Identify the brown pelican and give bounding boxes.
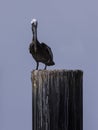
[29,19,55,70]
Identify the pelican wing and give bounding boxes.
[41,42,53,59]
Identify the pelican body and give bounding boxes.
[29,19,55,70]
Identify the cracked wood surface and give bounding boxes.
[31,70,83,130]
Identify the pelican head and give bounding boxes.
[31,18,38,27]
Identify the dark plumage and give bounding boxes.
[29,19,55,70]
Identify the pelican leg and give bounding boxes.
[44,65,47,70]
[36,62,39,70]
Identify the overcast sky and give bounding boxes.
[0,0,98,130]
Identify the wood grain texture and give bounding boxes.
[31,70,83,130]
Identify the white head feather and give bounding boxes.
[31,18,37,25]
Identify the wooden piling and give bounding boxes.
[31,70,83,130]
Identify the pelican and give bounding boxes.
[29,19,55,70]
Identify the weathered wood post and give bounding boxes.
[31,70,83,130]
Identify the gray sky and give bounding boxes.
[0,0,98,130]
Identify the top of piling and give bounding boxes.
[31,69,83,79]
[31,69,83,74]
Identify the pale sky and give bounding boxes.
[0,0,98,130]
